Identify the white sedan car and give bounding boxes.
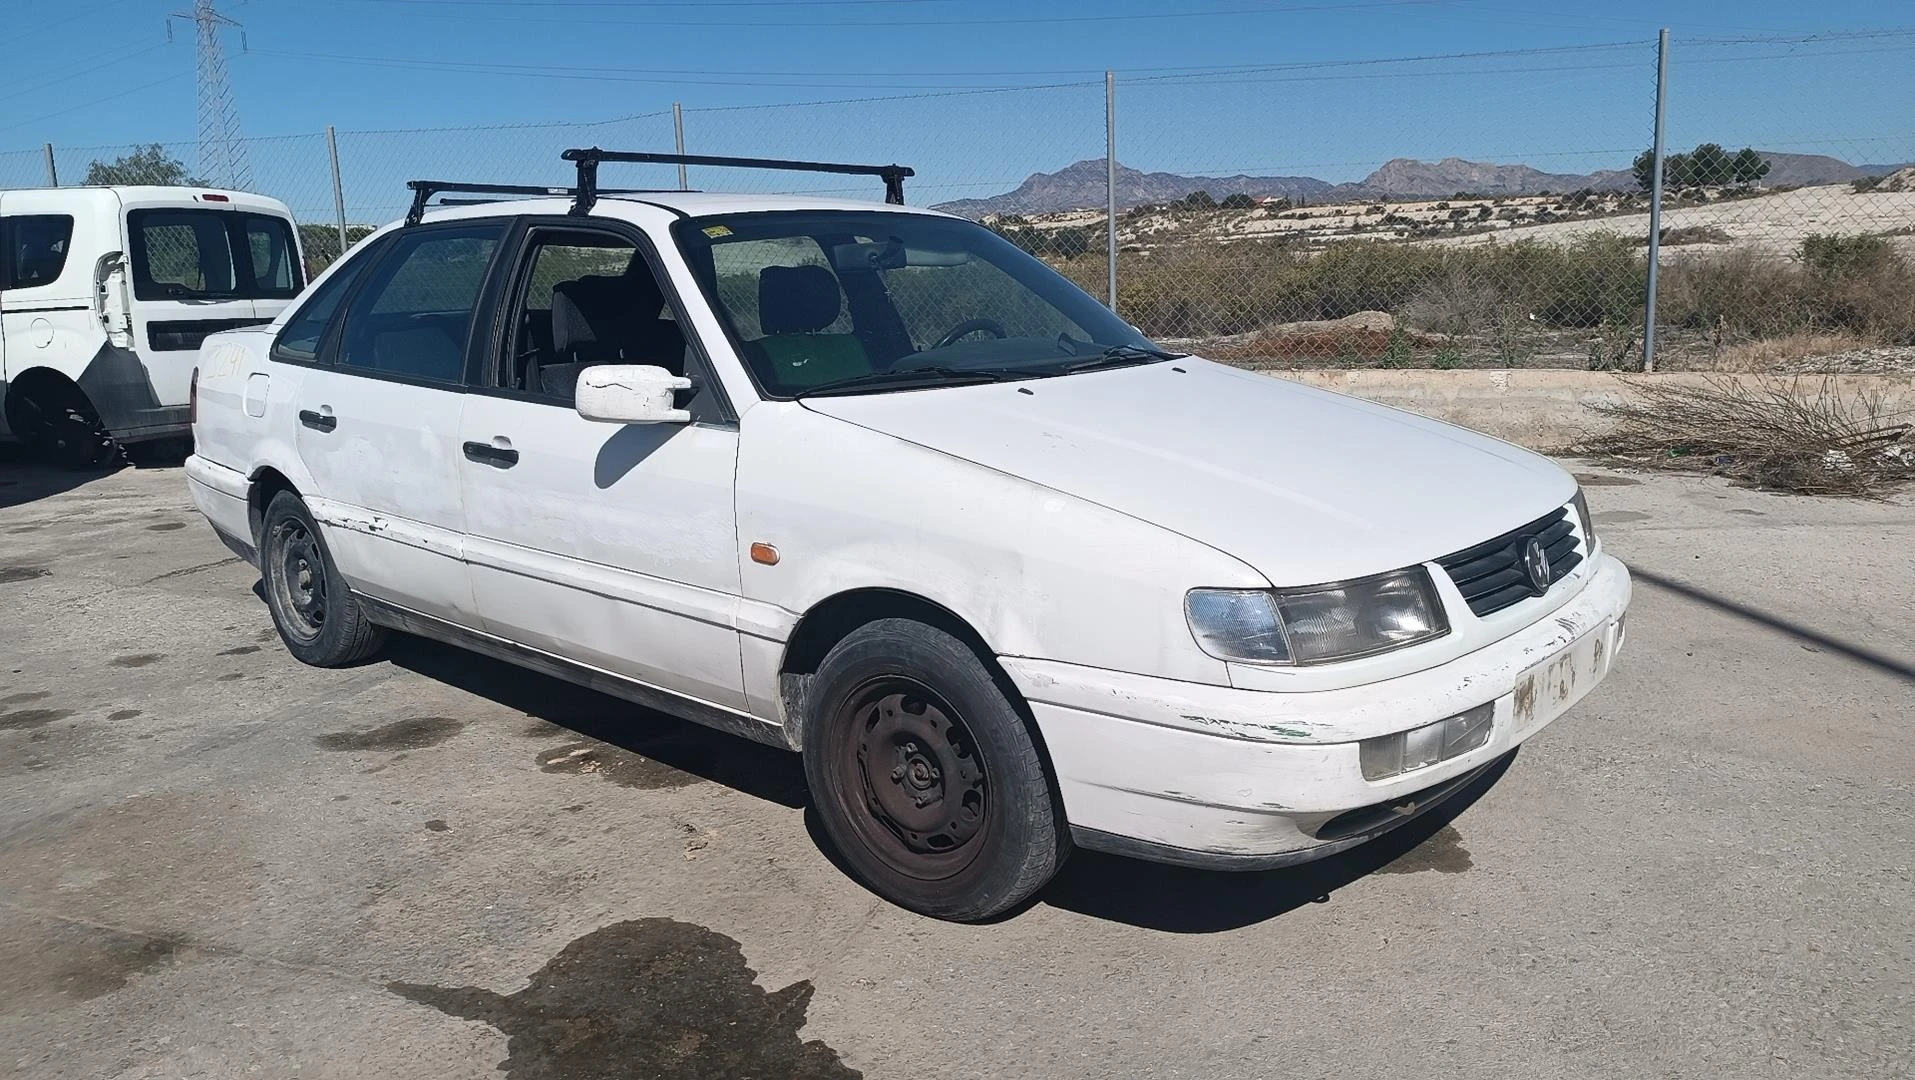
[186,157,1629,920]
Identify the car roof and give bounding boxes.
[413,191,961,227]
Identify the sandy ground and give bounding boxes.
[3,453,1912,1079]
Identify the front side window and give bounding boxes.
[675,211,1164,398]
[335,223,503,383]
[0,214,76,290]
[128,209,304,301]
[503,231,684,403]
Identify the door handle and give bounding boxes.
[462,441,520,467]
[298,409,337,432]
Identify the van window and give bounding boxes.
[0,214,76,290]
[127,209,303,301]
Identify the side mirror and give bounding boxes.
[575,365,693,425]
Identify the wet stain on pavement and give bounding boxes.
[2,690,52,705]
[1573,473,1640,487]
[0,565,50,584]
[315,716,465,752]
[107,709,142,721]
[1,708,74,731]
[537,741,702,789]
[0,922,193,1015]
[1377,825,1473,874]
[1730,508,1766,516]
[518,720,569,739]
[145,522,186,532]
[216,673,244,682]
[424,819,450,832]
[217,645,262,656]
[110,654,166,668]
[389,918,858,1079]
[1594,510,1651,524]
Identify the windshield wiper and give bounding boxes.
[793,366,1014,398]
[1057,344,1186,373]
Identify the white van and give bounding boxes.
[0,186,304,466]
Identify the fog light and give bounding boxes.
[1359,703,1495,781]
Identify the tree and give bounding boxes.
[1730,147,1771,186]
[1688,143,1731,187]
[1219,192,1257,210]
[83,144,205,187]
[1176,189,1216,211]
[297,223,378,275]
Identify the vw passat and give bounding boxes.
[185,152,1630,921]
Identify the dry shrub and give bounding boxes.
[1706,332,1873,372]
[1657,248,1809,339]
[1576,376,1914,496]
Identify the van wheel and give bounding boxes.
[259,491,385,667]
[8,390,117,470]
[803,619,1067,921]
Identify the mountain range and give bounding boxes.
[932,152,1909,217]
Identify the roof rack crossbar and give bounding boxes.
[560,148,914,216]
[403,180,686,225]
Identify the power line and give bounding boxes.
[0,72,191,135]
[0,39,174,107]
[259,0,1456,30]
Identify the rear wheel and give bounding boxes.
[6,386,117,469]
[803,619,1066,921]
[259,491,385,666]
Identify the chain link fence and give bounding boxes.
[6,32,1911,374]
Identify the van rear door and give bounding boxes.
[122,196,302,409]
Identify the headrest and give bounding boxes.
[550,274,662,354]
[758,264,843,335]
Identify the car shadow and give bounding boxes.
[379,633,809,808]
[1032,752,1514,933]
[0,444,122,510]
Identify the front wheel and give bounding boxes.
[803,619,1067,921]
[259,491,385,667]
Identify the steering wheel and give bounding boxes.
[930,317,1008,350]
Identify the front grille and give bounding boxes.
[1435,506,1583,617]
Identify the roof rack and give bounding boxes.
[560,148,914,215]
[403,180,685,226]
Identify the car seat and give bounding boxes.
[539,267,686,399]
[751,264,869,389]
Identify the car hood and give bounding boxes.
[800,359,1576,586]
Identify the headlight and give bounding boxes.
[1571,488,1596,544]
[1185,567,1450,666]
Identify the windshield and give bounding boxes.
[673,211,1172,398]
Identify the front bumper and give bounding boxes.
[1003,553,1631,867]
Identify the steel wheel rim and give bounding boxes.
[271,518,328,642]
[831,676,990,882]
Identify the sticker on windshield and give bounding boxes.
[702,224,733,238]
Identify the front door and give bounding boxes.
[291,220,506,623]
[457,221,747,711]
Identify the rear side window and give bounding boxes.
[128,209,304,301]
[335,223,503,383]
[0,214,76,290]
[274,239,384,362]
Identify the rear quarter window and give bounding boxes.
[0,214,76,290]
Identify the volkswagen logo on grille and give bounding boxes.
[1522,536,1554,595]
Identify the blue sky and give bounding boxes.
[4,0,1912,220]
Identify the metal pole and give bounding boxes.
[326,125,348,257]
[673,102,688,190]
[43,143,57,186]
[1105,70,1118,312]
[1642,28,1670,373]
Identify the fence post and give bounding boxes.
[1642,28,1670,373]
[673,102,688,190]
[43,143,57,187]
[1105,70,1118,312]
[326,125,348,257]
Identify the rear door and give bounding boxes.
[123,202,301,407]
[289,219,506,624]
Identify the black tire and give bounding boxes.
[258,491,385,667]
[803,618,1067,921]
[8,390,117,470]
